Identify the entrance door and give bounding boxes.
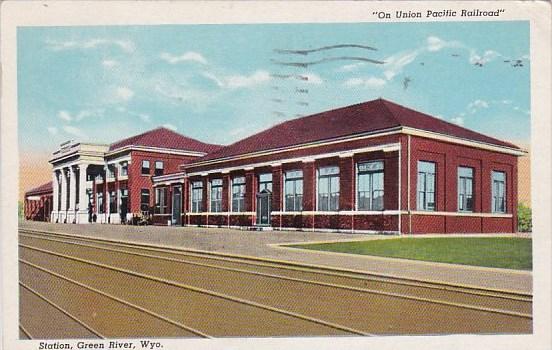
[172,186,182,225]
[256,190,271,226]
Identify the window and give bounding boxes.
[107,166,115,179]
[210,179,223,212]
[141,160,150,175]
[258,173,272,192]
[492,171,506,213]
[191,181,203,213]
[109,190,117,213]
[140,189,150,213]
[317,166,340,211]
[357,161,384,211]
[155,187,168,214]
[417,161,436,211]
[120,162,128,176]
[232,176,246,212]
[458,167,474,212]
[97,192,104,214]
[155,161,164,176]
[285,170,303,211]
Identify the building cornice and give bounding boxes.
[106,145,207,158]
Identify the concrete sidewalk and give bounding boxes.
[18,221,532,294]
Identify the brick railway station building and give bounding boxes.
[24,99,525,234]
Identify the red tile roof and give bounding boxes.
[25,181,53,196]
[195,98,520,162]
[109,127,222,153]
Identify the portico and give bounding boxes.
[50,141,108,224]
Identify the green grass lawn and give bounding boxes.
[288,237,532,270]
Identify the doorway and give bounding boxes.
[172,186,182,226]
[256,189,272,226]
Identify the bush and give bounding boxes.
[518,203,532,232]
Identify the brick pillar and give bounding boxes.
[302,161,315,211]
[245,169,255,212]
[222,175,230,212]
[271,165,282,212]
[339,156,354,211]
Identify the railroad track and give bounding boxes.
[18,228,533,337]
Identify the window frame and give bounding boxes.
[109,190,117,213]
[417,161,436,211]
[141,160,150,175]
[284,170,303,212]
[154,161,164,176]
[356,161,385,211]
[140,189,150,213]
[120,161,129,177]
[155,187,168,214]
[210,179,223,213]
[231,176,246,212]
[317,166,340,212]
[491,170,507,213]
[258,173,273,193]
[190,181,203,213]
[457,166,474,212]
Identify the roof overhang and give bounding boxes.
[106,145,207,158]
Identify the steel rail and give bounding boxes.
[19,244,372,336]
[19,231,533,318]
[20,259,211,338]
[19,282,105,338]
[19,229,532,301]
[19,324,32,339]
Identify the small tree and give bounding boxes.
[517,202,532,232]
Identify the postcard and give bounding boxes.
[1,1,551,350]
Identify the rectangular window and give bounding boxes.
[141,160,150,175]
[107,166,115,179]
[492,171,506,213]
[357,161,384,211]
[120,162,128,176]
[210,179,223,212]
[317,166,340,211]
[97,192,104,214]
[155,161,164,176]
[140,189,150,213]
[458,167,474,212]
[109,190,117,213]
[417,161,436,211]
[285,170,303,211]
[191,181,203,213]
[258,173,273,192]
[155,187,168,214]
[231,176,246,212]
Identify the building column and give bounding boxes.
[60,168,67,212]
[52,171,59,219]
[69,166,77,211]
[78,163,89,223]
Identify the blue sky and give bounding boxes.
[18,21,530,153]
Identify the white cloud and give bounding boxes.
[162,123,177,131]
[46,38,135,53]
[160,52,207,65]
[426,36,462,52]
[116,86,134,101]
[62,125,86,139]
[469,49,500,65]
[338,62,365,72]
[383,49,421,81]
[47,127,58,135]
[450,117,464,126]
[102,59,119,68]
[467,99,489,114]
[58,110,72,122]
[203,70,271,89]
[344,77,387,88]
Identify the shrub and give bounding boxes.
[517,203,532,232]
